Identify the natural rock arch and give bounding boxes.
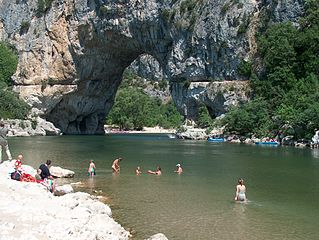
[0,0,304,134]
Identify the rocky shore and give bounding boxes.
[0,161,167,240]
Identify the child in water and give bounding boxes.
[135,166,142,175]
[235,178,247,202]
[88,160,96,176]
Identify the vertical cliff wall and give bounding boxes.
[0,0,304,134]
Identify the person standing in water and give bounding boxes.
[135,166,142,175]
[235,178,247,202]
[0,122,12,162]
[174,163,183,174]
[112,157,122,173]
[88,159,96,176]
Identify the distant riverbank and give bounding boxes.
[105,125,176,134]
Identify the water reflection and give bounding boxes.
[311,149,319,159]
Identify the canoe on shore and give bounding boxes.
[207,137,225,142]
[255,141,280,145]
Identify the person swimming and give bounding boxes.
[147,166,162,175]
[235,178,247,202]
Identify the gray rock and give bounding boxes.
[176,127,208,140]
[54,184,74,196]
[3,119,60,137]
[50,166,75,178]
[146,233,169,240]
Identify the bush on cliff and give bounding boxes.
[0,88,30,119]
[0,42,18,86]
[0,42,30,119]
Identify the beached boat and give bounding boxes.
[167,134,176,139]
[207,137,225,142]
[255,141,280,145]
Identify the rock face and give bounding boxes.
[0,0,304,134]
[4,118,61,136]
[171,80,250,120]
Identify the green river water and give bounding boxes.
[9,134,319,240]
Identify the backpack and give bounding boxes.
[11,170,22,181]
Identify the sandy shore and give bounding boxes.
[105,126,176,134]
[0,161,167,240]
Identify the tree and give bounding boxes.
[0,42,18,86]
[197,104,212,128]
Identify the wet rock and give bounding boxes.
[50,166,75,178]
[54,184,74,196]
[146,233,169,240]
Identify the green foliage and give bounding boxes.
[238,60,252,78]
[107,88,183,130]
[237,13,250,35]
[158,79,168,91]
[0,41,30,119]
[162,9,171,23]
[0,42,18,86]
[221,2,231,15]
[180,0,197,15]
[100,5,109,16]
[197,105,213,128]
[183,79,191,89]
[222,99,272,137]
[31,119,37,130]
[258,23,297,72]
[0,89,30,119]
[107,71,183,130]
[20,21,30,35]
[223,1,319,139]
[36,0,54,16]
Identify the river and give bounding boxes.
[9,134,319,240]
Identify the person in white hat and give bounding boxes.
[174,163,183,174]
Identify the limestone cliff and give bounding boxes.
[0,0,304,134]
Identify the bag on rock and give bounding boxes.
[11,170,22,181]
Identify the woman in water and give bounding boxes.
[235,178,247,202]
[88,160,96,176]
[174,163,183,174]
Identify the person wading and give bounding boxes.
[0,122,12,162]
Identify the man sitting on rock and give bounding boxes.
[39,160,55,192]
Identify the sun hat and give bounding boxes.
[176,163,181,167]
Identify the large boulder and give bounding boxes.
[54,184,74,196]
[176,127,208,140]
[146,233,168,240]
[50,166,75,178]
